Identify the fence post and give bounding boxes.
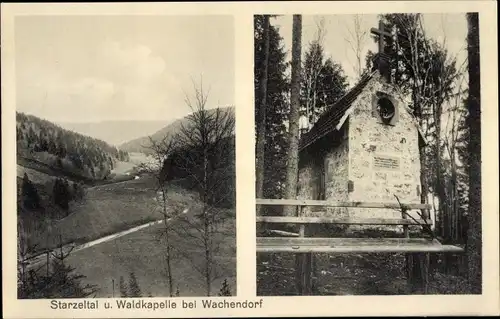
[294,205,312,295]
[421,208,430,294]
[294,205,303,294]
[405,207,430,294]
[402,207,412,288]
[303,251,313,295]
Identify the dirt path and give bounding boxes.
[89,176,141,190]
[25,207,189,269]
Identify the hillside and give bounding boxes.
[57,120,171,146]
[16,112,129,181]
[20,170,236,297]
[119,106,235,154]
[17,164,85,237]
[119,118,186,154]
[26,174,199,251]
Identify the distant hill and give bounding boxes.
[119,106,235,155]
[57,120,172,146]
[16,112,129,181]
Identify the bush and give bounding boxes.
[52,178,71,211]
[119,276,128,297]
[21,173,40,210]
[128,272,142,297]
[18,245,99,299]
[218,279,232,296]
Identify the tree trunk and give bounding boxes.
[285,15,308,296]
[256,15,271,205]
[466,12,481,294]
[434,115,452,274]
[283,15,302,217]
[203,148,212,296]
[162,188,174,297]
[409,97,429,292]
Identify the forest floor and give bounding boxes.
[257,252,468,295]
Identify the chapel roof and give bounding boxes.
[298,71,376,151]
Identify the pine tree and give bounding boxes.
[56,144,67,158]
[70,153,84,170]
[46,259,98,298]
[19,260,98,298]
[16,127,22,141]
[217,279,232,296]
[72,182,79,201]
[39,133,49,152]
[53,178,70,211]
[128,272,142,297]
[254,15,290,201]
[21,173,40,210]
[75,182,85,200]
[18,236,98,299]
[301,41,349,127]
[26,126,36,147]
[119,276,128,297]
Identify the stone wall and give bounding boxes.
[297,154,315,216]
[297,128,349,219]
[323,128,349,219]
[347,74,422,229]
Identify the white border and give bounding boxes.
[2,1,499,317]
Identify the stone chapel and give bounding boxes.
[297,22,427,229]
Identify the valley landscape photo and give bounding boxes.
[15,15,236,298]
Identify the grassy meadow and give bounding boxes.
[17,165,55,185]
[68,208,236,297]
[31,174,199,251]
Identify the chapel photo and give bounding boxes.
[254,13,481,296]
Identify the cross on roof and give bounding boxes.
[370,20,392,55]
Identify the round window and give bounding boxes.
[377,97,396,124]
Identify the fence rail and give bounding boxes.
[255,198,461,295]
[257,216,431,225]
[256,198,431,210]
[257,237,463,253]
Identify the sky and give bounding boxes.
[15,15,234,123]
[272,14,468,85]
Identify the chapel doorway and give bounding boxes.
[312,158,326,213]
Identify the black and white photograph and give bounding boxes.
[255,13,482,296]
[2,1,498,318]
[15,15,236,298]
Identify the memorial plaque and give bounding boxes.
[373,155,400,171]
